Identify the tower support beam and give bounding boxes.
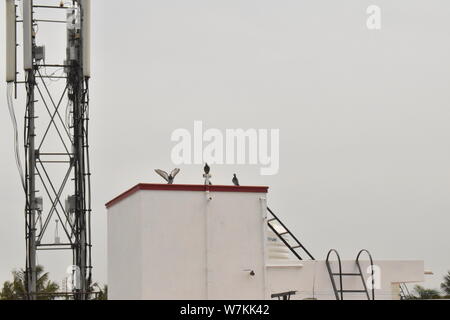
[11,0,93,300]
[25,69,37,300]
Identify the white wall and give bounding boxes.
[267,260,424,300]
[140,190,207,299]
[205,191,267,300]
[107,186,268,300]
[107,186,424,300]
[107,192,143,300]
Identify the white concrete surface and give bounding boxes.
[107,185,268,300]
[107,184,425,300]
[267,260,424,300]
[107,191,143,299]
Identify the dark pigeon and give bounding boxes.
[203,163,212,185]
[232,174,240,186]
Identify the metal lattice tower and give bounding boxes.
[5,0,92,300]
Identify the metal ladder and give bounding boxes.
[399,283,411,300]
[267,207,315,260]
[326,249,375,300]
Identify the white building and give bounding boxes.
[106,183,424,300]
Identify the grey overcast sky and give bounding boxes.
[0,0,449,290]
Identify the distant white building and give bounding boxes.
[106,184,424,300]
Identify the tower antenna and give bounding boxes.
[5,0,93,300]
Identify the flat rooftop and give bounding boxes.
[106,183,269,208]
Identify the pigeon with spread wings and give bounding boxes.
[155,168,180,184]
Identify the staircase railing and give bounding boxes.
[326,249,375,300]
[267,207,315,260]
[356,249,375,300]
[326,249,344,300]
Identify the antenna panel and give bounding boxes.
[5,0,16,82]
[82,0,91,77]
[22,0,32,70]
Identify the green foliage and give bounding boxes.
[0,266,107,300]
[403,270,450,300]
[90,283,108,300]
[0,266,60,300]
[408,285,442,300]
[441,271,450,296]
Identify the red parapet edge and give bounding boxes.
[105,183,269,209]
